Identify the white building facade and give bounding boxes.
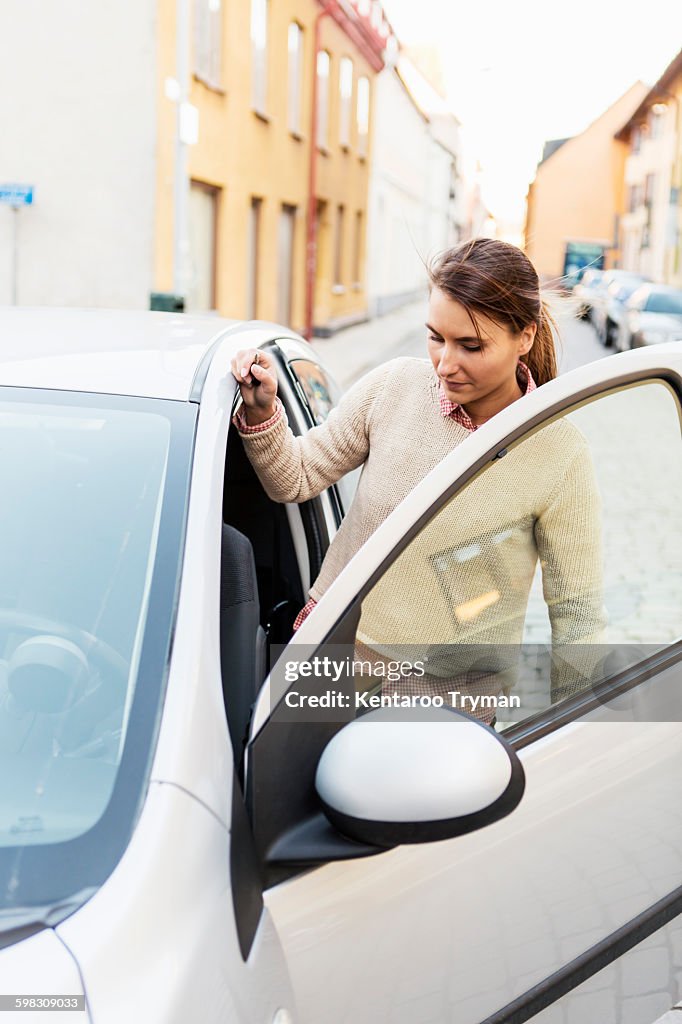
[366,57,464,317]
[620,104,677,283]
[0,0,158,309]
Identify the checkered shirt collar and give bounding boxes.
[438,361,537,432]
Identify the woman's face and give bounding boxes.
[426,287,536,406]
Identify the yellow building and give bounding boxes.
[154,0,391,335]
[524,82,648,283]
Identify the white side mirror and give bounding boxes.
[315,707,525,846]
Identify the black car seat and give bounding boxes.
[220,524,267,772]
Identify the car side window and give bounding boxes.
[288,356,360,513]
[288,358,338,425]
[350,380,682,732]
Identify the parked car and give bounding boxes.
[572,267,604,320]
[587,270,649,340]
[616,283,682,351]
[592,274,651,346]
[2,308,682,1024]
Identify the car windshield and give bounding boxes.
[0,388,195,916]
[645,291,682,315]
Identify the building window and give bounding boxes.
[193,0,223,87]
[627,184,637,214]
[287,23,304,135]
[353,210,363,285]
[251,0,269,115]
[356,76,370,158]
[645,173,656,207]
[247,197,262,319]
[277,204,297,326]
[339,57,353,148]
[316,50,330,150]
[187,181,219,312]
[334,204,345,287]
[631,127,641,154]
[650,108,664,140]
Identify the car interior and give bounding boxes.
[220,361,339,774]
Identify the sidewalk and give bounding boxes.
[310,297,427,390]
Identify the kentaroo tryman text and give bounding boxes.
[283,690,521,712]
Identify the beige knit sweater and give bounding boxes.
[237,357,605,697]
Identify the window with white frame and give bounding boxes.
[316,50,330,149]
[251,0,269,115]
[193,0,223,88]
[288,22,304,135]
[339,57,353,148]
[356,75,370,158]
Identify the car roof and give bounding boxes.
[0,305,249,397]
[0,307,252,400]
[0,305,313,397]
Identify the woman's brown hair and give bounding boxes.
[427,238,559,386]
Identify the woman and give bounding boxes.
[231,238,605,721]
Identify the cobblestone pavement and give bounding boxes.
[530,911,682,1024]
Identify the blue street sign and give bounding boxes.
[0,184,34,207]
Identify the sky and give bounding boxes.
[380,0,682,231]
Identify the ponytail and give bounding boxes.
[520,296,560,386]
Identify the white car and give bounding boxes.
[593,274,650,348]
[1,308,682,1024]
[588,269,649,339]
[572,268,604,321]
[617,283,682,351]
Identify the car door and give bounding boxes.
[245,345,682,1024]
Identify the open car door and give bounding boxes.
[244,344,682,1024]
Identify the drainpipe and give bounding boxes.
[173,0,191,302]
[304,2,334,342]
[304,1,387,340]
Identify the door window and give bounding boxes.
[351,380,682,729]
[288,357,337,424]
[287,357,360,513]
